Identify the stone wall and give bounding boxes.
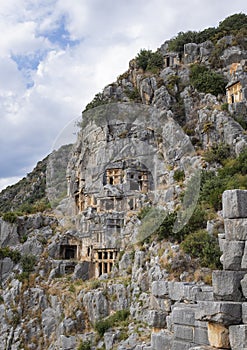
[146,189,247,350]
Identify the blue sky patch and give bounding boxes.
[42,15,80,49]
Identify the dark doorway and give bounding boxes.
[60,245,77,260]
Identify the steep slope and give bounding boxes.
[0,13,247,350]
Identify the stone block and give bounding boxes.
[171,340,195,350]
[224,218,247,240]
[222,190,247,219]
[218,233,225,252]
[194,327,209,345]
[196,301,242,325]
[174,324,194,342]
[220,241,244,270]
[172,304,198,326]
[229,324,247,349]
[242,303,247,323]
[152,281,169,298]
[240,274,247,298]
[151,330,173,350]
[168,282,199,302]
[212,270,245,301]
[147,310,167,328]
[188,347,220,350]
[150,295,171,312]
[241,243,247,270]
[195,286,214,302]
[208,323,230,349]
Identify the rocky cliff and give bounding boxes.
[1,14,247,350]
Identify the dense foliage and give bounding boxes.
[0,157,48,213]
[189,64,226,96]
[0,247,21,263]
[168,13,247,53]
[135,49,163,72]
[181,229,221,269]
[95,309,130,337]
[200,147,247,210]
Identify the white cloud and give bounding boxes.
[0,0,246,190]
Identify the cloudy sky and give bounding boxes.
[0,0,246,191]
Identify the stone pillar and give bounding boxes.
[213,190,247,349]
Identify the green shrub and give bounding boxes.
[124,88,141,101]
[218,13,247,34]
[190,64,226,96]
[0,247,21,263]
[156,205,207,243]
[77,340,92,350]
[168,14,247,54]
[135,49,163,72]
[95,309,130,337]
[173,169,185,182]
[221,103,229,111]
[21,254,36,273]
[84,92,108,112]
[200,148,247,210]
[146,51,164,72]
[2,212,18,223]
[203,143,231,165]
[181,229,222,269]
[137,206,152,220]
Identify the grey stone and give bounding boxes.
[174,325,194,342]
[59,335,76,350]
[222,190,247,219]
[224,218,247,240]
[220,241,244,270]
[83,291,109,325]
[212,270,245,301]
[188,347,218,350]
[147,310,167,328]
[168,282,198,302]
[104,330,120,350]
[229,324,247,349]
[241,243,247,269]
[0,258,14,282]
[152,281,169,298]
[172,304,198,326]
[243,302,247,323]
[218,234,225,252]
[21,237,44,257]
[196,301,242,325]
[0,219,19,247]
[195,286,214,302]
[172,340,196,350]
[184,43,199,64]
[194,327,209,346]
[42,308,58,338]
[151,330,173,350]
[72,262,90,280]
[240,274,247,298]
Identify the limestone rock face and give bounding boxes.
[0,219,19,247]
[1,25,247,349]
